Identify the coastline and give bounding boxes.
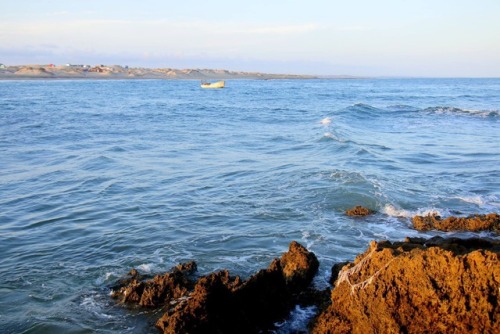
[111,212,499,333]
[0,64,322,80]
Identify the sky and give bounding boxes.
[1,0,500,77]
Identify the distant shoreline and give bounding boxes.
[0,64,367,80]
[0,64,319,80]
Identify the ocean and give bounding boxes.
[0,78,499,333]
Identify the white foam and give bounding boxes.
[456,195,485,206]
[218,254,255,266]
[95,271,117,285]
[383,204,447,219]
[137,263,152,273]
[81,295,114,319]
[320,117,332,125]
[323,132,334,139]
[382,204,412,218]
[274,305,317,333]
[417,208,443,217]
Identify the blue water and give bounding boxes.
[1,78,499,333]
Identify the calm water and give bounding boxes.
[1,78,499,333]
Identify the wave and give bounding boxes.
[422,106,499,117]
[382,204,446,219]
[337,103,499,118]
[454,194,500,209]
[341,103,385,118]
[382,196,499,221]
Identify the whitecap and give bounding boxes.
[382,204,412,218]
[455,195,486,206]
[323,132,334,139]
[320,117,332,125]
[137,263,152,273]
[382,204,448,219]
[95,271,117,285]
[416,208,444,217]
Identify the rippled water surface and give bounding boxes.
[1,78,499,333]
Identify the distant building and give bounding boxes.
[0,64,6,69]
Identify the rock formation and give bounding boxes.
[312,236,500,334]
[111,261,197,307]
[112,241,319,333]
[412,213,499,233]
[111,235,500,333]
[345,206,374,216]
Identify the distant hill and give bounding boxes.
[0,65,322,80]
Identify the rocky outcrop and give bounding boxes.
[112,241,319,333]
[156,241,319,333]
[412,213,500,233]
[345,206,374,216]
[312,237,500,334]
[111,261,197,307]
[112,236,500,334]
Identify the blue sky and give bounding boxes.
[1,0,499,76]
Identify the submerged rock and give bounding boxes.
[345,206,374,216]
[412,213,500,233]
[312,237,500,334]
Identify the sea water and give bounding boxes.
[0,78,499,333]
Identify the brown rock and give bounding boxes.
[280,240,320,290]
[311,238,500,334]
[412,213,500,232]
[156,241,319,334]
[110,262,197,307]
[156,270,244,334]
[345,205,374,216]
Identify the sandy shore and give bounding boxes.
[0,64,321,80]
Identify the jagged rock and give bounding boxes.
[412,213,500,233]
[345,206,374,216]
[156,241,319,334]
[156,270,244,333]
[312,237,500,334]
[110,262,197,307]
[280,241,320,290]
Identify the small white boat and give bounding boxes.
[201,80,225,89]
